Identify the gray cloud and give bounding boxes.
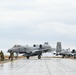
[0,0,76,50]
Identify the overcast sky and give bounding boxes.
[0,0,76,50]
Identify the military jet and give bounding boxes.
[8,43,52,59]
[58,49,76,58]
[53,42,76,58]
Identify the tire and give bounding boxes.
[38,55,41,59]
[27,56,30,59]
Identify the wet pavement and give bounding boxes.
[0,57,76,75]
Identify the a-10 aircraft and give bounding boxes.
[53,42,76,58]
[8,42,52,59]
[57,49,76,58]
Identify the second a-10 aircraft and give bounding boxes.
[56,49,76,58]
[8,42,52,59]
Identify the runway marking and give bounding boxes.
[11,59,36,74]
[49,59,68,75]
[1,58,76,75]
[44,60,52,75]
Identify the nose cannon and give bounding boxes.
[8,49,12,53]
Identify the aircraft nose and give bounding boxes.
[8,48,19,53]
[8,49,12,52]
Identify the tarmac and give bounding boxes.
[0,57,76,75]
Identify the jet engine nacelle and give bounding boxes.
[33,44,51,49]
[72,49,76,53]
[39,44,51,49]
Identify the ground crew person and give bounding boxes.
[0,50,4,61]
[0,52,1,60]
[10,51,14,61]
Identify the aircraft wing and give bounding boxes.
[40,48,51,52]
[32,48,51,53]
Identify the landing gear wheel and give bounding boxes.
[38,55,41,59]
[62,55,65,58]
[74,54,76,59]
[26,56,30,59]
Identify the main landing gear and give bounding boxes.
[38,52,42,59]
[38,55,41,59]
[26,56,30,59]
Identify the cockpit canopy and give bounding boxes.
[13,45,21,47]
